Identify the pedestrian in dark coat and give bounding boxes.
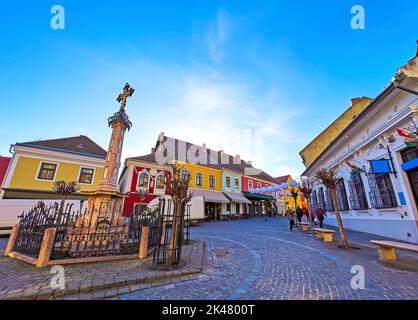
[287,208,296,231]
[314,205,327,228]
[296,206,303,224]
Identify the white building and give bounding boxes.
[303,47,418,244]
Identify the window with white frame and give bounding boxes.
[137,172,149,188]
[367,173,397,209]
[196,172,203,187]
[78,167,95,184]
[235,178,240,190]
[37,162,57,181]
[155,174,166,189]
[336,178,350,211]
[348,173,368,210]
[209,175,216,189]
[181,169,190,182]
[226,176,231,188]
[248,180,253,190]
[257,182,261,188]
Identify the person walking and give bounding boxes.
[296,206,303,224]
[314,205,327,228]
[287,208,296,230]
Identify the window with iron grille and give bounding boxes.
[367,173,397,209]
[311,192,318,211]
[401,146,418,162]
[324,188,334,212]
[348,173,368,210]
[318,187,326,209]
[336,179,350,211]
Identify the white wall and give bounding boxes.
[0,199,84,235]
[325,214,418,244]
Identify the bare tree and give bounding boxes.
[166,163,192,266]
[298,178,314,227]
[52,181,80,212]
[314,168,349,249]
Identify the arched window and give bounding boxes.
[155,174,166,189]
[137,172,149,188]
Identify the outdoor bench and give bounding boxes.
[313,228,335,242]
[371,240,418,262]
[299,222,309,232]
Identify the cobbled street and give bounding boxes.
[114,218,418,300]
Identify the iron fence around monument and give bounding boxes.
[12,199,166,261]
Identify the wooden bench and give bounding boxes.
[313,228,335,242]
[371,240,418,262]
[299,222,309,232]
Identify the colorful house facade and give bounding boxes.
[0,157,11,187]
[0,136,106,200]
[119,151,172,217]
[275,175,308,212]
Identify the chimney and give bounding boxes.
[151,147,155,155]
[158,132,165,142]
[350,97,360,106]
[202,143,207,150]
[233,154,241,164]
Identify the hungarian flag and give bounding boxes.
[346,162,364,174]
[397,128,418,147]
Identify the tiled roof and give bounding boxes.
[17,135,107,158]
[275,175,291,184]
[153,134,277,184]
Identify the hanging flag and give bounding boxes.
[397,128,418,147]
[346,161,364,174]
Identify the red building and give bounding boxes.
[0,157,11,187]
[119,151,172,217]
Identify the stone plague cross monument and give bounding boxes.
[82,83,135,228]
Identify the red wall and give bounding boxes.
[242,176,274,192]
[123,165,171,217]
[0,157,11,186]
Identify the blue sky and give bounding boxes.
[1,0,418,178]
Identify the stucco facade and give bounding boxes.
[302,49,418,244]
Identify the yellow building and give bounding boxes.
[177,161,222,191]
[299,97,373,168]
[0,136,106,200]
[276,175,307,211]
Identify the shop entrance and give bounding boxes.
[205,202,221,221]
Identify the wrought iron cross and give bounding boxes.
[116,83,135,111]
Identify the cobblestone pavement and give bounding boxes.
[114,218,418,300]
[0,240,204,300]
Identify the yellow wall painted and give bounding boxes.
[281,176,306,210]
[299,97,373,168]
[176,161,222,191]
[9,156,104,192]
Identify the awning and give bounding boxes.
[223,192,252,204]
[243,192,275,201]
[401,158,418,171]
[189,189,229,204]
